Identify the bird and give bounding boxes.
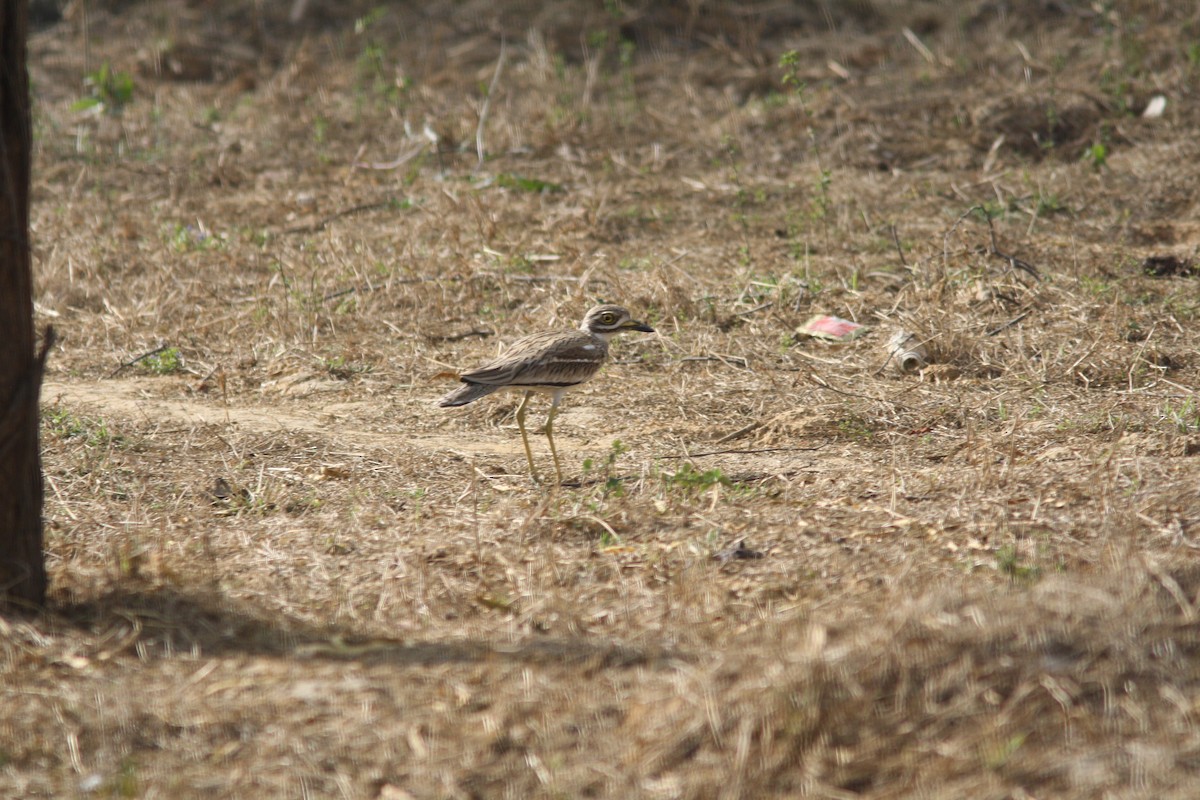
[438,304,655,485]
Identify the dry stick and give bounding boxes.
[901,26,938,65]
[986,309,1033,336]
[475,37,507,171]
[110,343,170,378]
[323,276,444,302]
[1142,556,1196,621]
[471,456,482,565]
[1126,321,1157,392]
[425,327,494,343]
[659,445,823,460]
[45,474,78,521]
[890,223,908,269]
[505,274,584,283]
[677,354,749,369]
[715,422,760,444]
[985,214,1041,280]
[942,205,980,273]
[809,373,908,406]
[352,143,426,171]
[284,199,400,235]
[733,301,774,317]
[1065,337,1102,382]
[1160,377,1199,395]
[321,282,384,302]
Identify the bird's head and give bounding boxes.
[579,304,655,339]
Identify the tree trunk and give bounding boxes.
[0,0,50,612]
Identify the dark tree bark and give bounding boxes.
[0,0,51,612]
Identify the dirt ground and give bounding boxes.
[7,0,1200,797]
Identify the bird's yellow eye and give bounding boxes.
[600,312,617,325]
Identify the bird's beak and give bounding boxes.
[624,320,655,333]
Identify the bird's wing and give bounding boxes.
[461,330,607,387]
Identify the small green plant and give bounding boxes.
[287,493,324,515]
[166,223,223,253]
[1034,193,1068,216]
[972,201,1006,222]
[1161,396,1200,434]
[1078,274,1114,298]
[719,135,755,265]
[780,50,833,245]
[983,732,1027,770]
[761,90,787,109]
[495,173,563,193]
[241,227,271,248]
[583,439,629,499]
[1040,104,1061,151]
[73,62,134,115]
[1083,142,1108,170]
[323,355,373,379]
[1098,65,1135,116]
[45,407,121,448]
[353,7,407,107]
[664,462,730,493]
[808,168,832,223]
[617,256,652,271]
[1188,41,1200,72]
[116,756,139,798]
[995,544,1040,582]
[312,114,329,145]
[502,254,535,274]
[835,415,873,440]
[142,347,182,375]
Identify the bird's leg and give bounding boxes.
[544,394,564,486]
[515,391,540,484]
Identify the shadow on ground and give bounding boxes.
[45,585,681,669]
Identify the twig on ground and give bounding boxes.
[426,328,494,343]
[985,215,1041,280]
[284,199,401,235]
[1065,337,1102,381]
[1127,321,1158,391]
[110,344,170,377]
[986,309,1033,336]
[715,422,761,444]
[660,445,823,460]
[352,144,426,171]
[890,223,908,269]
[323,277,441,302]
[943,206,980,270]
[476,37,507,170]
[677,354,750,369]
[734,302,774,317]
[503,274,581,283]
[809,373,907,406]
[901,27,938,65]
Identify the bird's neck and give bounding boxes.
[584,328,617,343]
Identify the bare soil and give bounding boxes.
[7,1,1200,797]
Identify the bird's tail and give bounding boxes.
[437,381,500,407]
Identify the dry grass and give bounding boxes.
[8,0,1200,797]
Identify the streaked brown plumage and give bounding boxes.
[439,304,654,484]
